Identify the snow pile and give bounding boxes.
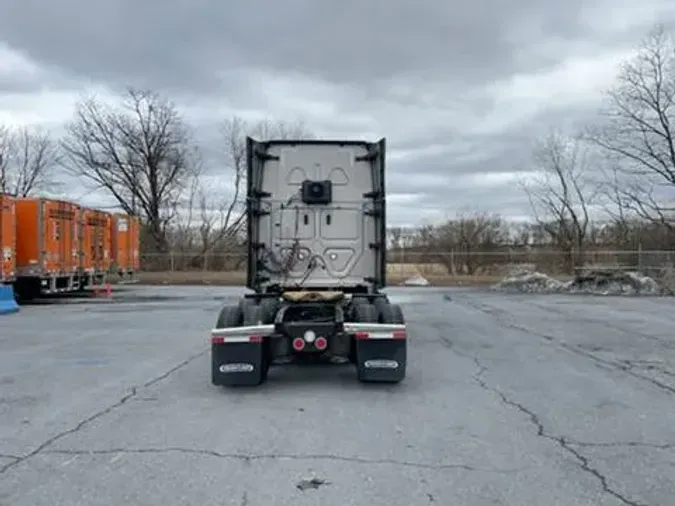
[568,271,663,296]
[401,275,431,287]
[492,268,670,296]
[660,267,675,294]
[492,270,570,294]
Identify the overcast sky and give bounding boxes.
[1,0,673,227]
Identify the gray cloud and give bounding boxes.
[0,0,581,92]
[1,0,673,226]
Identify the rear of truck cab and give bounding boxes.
[211,138,407,386]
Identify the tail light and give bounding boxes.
[314,337,327,350]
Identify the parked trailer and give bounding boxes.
[79,207,112,289]
[14,198,81,298]
[110,213,140,281]
[1,194,16,284]
[211,137,407,387]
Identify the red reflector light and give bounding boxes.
[392,330,406,339]
[315,336,328,350]
[292,337,305,351]
[354,332,369,340]
[211,336,224,344]
[249,335,263,343]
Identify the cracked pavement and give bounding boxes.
[1,286,674,505]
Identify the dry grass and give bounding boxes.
[134,270,503,287]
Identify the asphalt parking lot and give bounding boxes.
[1,285,674,506]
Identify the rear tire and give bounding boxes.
[372,296,389,315]
[238,297,256,312]
[216,305,243,328]
[353,302,378,322]
[349,296,370,321]
[355,301,406,384]
[212,302,269,388]
[378,303,405,324]
[259,298,279,324]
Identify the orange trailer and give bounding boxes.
[111,213,140,279]
[79,207,112,288]
[14,197,81,296]
[0,194,16,283]
[129,215,140,273]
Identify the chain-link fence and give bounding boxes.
[139,248,675,282]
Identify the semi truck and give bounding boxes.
[210,137,407,386]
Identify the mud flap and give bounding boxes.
[211,304,268,387]
[211,341,266,387]
[355,339,406,383]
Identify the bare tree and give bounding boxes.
[60,88,198,251]
[187,116,314,262]
[586,24,675,231]
[388,226,404,251]
[595,164,637,250]
[167,171,201,257]
[411,213,508,275]
[0,125,60,197]
[521,131,595,272]
[436,212,508,274]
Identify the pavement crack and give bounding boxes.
[460,298,675,396]
[527,300,675,349]
[564,440,675,450]
[41,447,524,474]
[0,454,21,461]
[561,343,675,396]
[0,349,208,475]
[469,356,647,506]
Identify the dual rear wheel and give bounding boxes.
[211,296,406,387]
[350,297,406,383]
[211,300,275,387]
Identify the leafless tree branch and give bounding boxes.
[585,24,675,229]
[168,116,314,268]
[521,130,596,272]
[0,125,61,197]
[60,87,197,251]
